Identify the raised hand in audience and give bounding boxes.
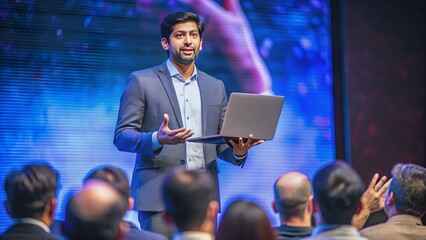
[352,173,391,229]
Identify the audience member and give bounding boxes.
[216,200,277,240]
[162,168,219,240]
[83,165,166,240]
[361,163,426,239]
[272,172,313,239]
[1,164,60,240]
[62,180,128,240]
[307,160,367,239]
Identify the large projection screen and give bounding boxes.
[0,0,335,230]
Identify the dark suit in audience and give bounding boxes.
[272,172,313,240]
[361,163,426,240]
[0,164,60,240]
[306,160,367,239]
[1,223,59,240]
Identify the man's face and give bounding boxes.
[161,21,203,66]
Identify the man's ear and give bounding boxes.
[386,191,395,206]
[161,38,169,51]
[128,197,134,211]
[46,197,57,219]
[272,201,278,213]
[207,200,220,219]
[307,195,314,214]
[52,197,57,214]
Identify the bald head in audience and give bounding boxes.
[272,172,313,239]
[273,172,313,225]
[63,180,128,240]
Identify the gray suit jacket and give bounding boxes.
[360,214,426,240]
[114,62,246,211]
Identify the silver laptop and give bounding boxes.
[187,92,285,144]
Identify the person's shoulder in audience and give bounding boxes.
[361,214,425,239]
[1,223,59,240]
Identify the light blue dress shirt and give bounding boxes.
[152,60,246,167]
[152,60,205,170]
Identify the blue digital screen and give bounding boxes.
[0,0,335,230]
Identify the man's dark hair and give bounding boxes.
[389,163,426,217]
[63,182,128,240]
[5,164,59,218]
[312,160,365,224]
[84,165,130,199]
[162,168,216,231]
[273,175,312,219]
[160,11,204,41]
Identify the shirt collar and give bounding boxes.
[166,59,197,82]
[17,218,51,233]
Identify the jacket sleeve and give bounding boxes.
[113,73,156,159]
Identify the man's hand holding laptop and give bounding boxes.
[228,134,265,157]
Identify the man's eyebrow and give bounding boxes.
[173,29,198,33]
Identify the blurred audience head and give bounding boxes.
[83,165,132,209]
[162,168,218,233]
[4,164,59,226]
[63,180,128,240]
[273,171,313,225]
[385,163,426,217]
[216,200,277,240]
[312,160,364,225]
[161,11,204,42]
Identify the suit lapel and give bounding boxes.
[197,71,209,136]
[157,63,184,128]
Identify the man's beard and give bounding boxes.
[176,48,199,65]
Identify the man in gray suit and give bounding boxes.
[114,11,262,237]
[361,163,426,240]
